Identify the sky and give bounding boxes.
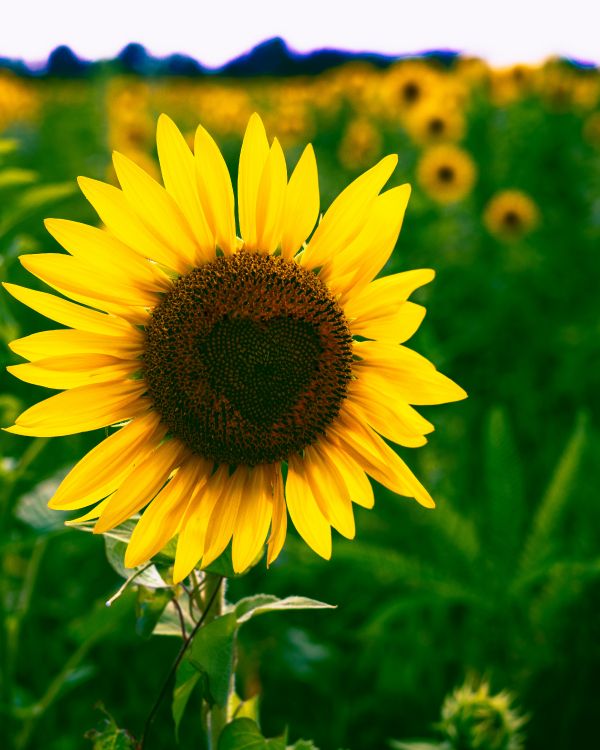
[1,0,599,68]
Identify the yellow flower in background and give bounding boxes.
[384,60,441,115]
[3,114,466,580]
[0,73,38,133]
[490,65,536,106]
[338,117,382,170]
[404,98,466,146]
[483,190,540,240]
[417,144,477,204]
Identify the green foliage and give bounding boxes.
[85,707,137,749]
[218,718,286,750]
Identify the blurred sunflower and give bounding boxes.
[4,114,465,580]
[385,61,440,114]
[483,190,540,240]
[404,98,466,146]
[416,144,477,204]
[338,117,382,171]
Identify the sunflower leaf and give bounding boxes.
[234,595,335,624]
[172,659,202,740]
[103,536,168,591]
[135,586,172,639]
[217,718,287,750]
[186,612,238,707]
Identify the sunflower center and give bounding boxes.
[503,210,521,228]
[402,81,421,103]
[428,117,445,135]
[143,252,353,466]
[437,165,455,183]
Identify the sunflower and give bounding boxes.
[338,117,382,171]
[4,114,466,580]
[404,98,466,146]
[483,190,540,240]
[416,144,477,205]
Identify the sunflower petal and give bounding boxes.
[301,154,398,270]
[157,114,215,261]
[49,411,165,510]
[304,446,355,539]
[285,454,332,559]
[172,465,227,583]
[20,253,158,308]
[267,465,287,566]
[44,218,170,292]
[9,329,142,361]
[194,124,237,255]
[238,113,270,250]
[231,465,273,573]
[112,150,200,267]
[94,438,187,533]
[7,356,138,390]
[255,138,287,254]
[2,283,131,337]
[77,176,189,273]
[7,381,147,437]
[280,144,319,259]
[318,440,374,509]
[125,456,211,567]
[202,466,247,568]
[350,301,426,343]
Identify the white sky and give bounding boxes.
[1,0,600,68]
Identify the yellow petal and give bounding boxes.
[231,464,273,573]
[318,440,374,509]
[343,269,435,320]
[7,380,147,437]
[304,446,355,539]
[7,356,138,390]
[112,150,200,267]
[2,283,131,337]
[49,411,165,510]
[347,380,429,448]
[255,138,287,254]
[202,466,247,568]
[9,329,142,361]
[285,454,332,559]
[77,176,189,273]
[65,497,111,525]
[44,219,170,292]
[20,253,158,308]
[301,154,398,271]
[94,438,187,533]
[267,465,287,566]
[125,456,211,567]
[280,144,319,259]
[157,114,215,261]
[194,124,237,255]
[350,301,426,343]
[330,405,435,508]
[238,113,270,249]
[321,184,411,298]
[354,342,468,405]
[173,465,227,583]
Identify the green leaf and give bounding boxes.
[0,182,76,238]
[520,412,588,574]
[187,612,238,707]
[14,468,69,531]
[104,536,168,589]
[388,742,445,750]
[85,707,137,749]
[0,168,37,190]
[0,138,18,155]
[483,407,525,566]
[234,595,335,624]
[153,598,195,637]
[135,586,172,639]
[218,718,286,750]
[172,660,201,740]
[288,740,321,749]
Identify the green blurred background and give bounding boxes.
[1,54,599,749]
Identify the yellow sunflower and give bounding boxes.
[3,114,466,581]
[416,144,477,205]
[404,98,466,146]
[483,190,540,240]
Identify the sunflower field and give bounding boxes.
[1,51,599,750]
